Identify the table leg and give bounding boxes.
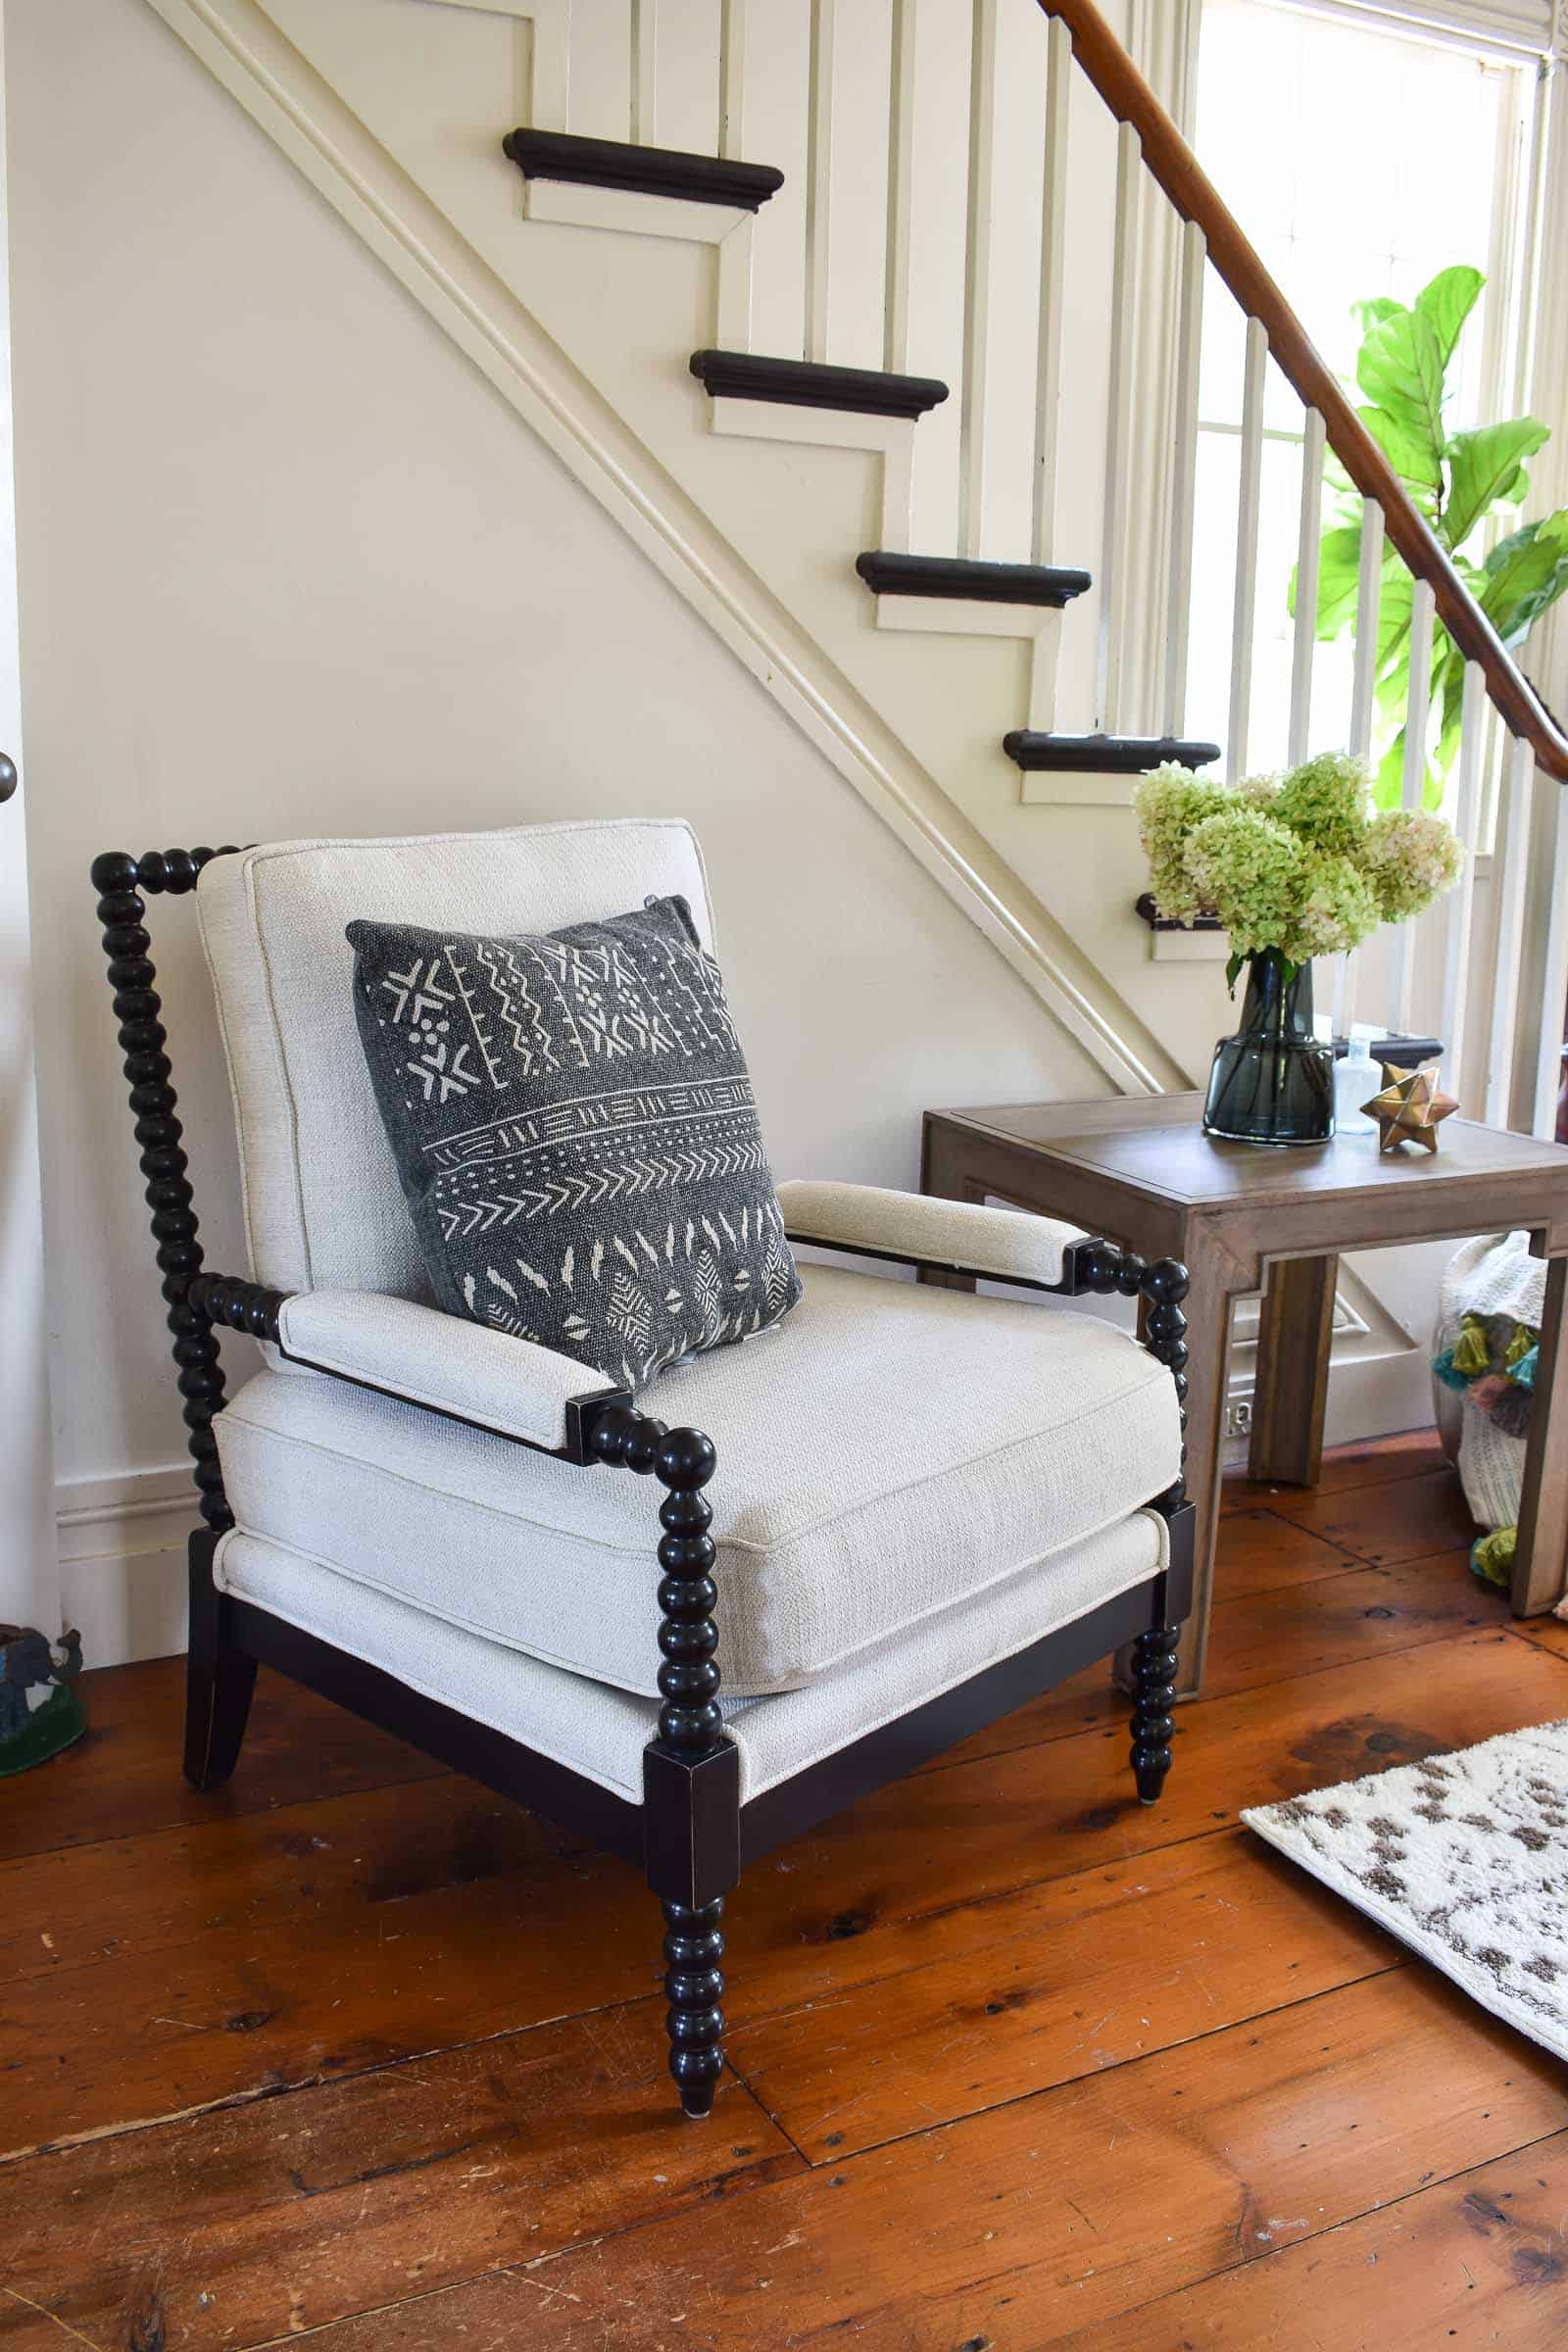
[1514,1253,1568,1617]
[1249,1252,1337,1487]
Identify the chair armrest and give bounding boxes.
[275,1290,624,1457]
[777,1179,1082,1290]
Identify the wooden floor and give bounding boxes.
[6,1435,1568,2349]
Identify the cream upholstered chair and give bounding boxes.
[89,820,1193,2120]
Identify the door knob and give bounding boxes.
[0,755,16,804]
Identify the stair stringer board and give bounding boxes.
[141,0,1189,1096]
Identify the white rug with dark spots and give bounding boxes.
[1244,1720,1568,2061]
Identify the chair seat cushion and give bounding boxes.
[214,1262,1180,1697]
[216,1510,1167,1803]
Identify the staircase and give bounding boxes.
[497,75,1226,782]
[149,0,1568,1132]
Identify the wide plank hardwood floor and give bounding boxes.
[5,1433,1568,2349]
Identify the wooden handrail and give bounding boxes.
[1038,0,1568,784]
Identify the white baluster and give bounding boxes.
[524,0,571,132]
[1098,121,1140,731]
[1031,15,1072,566]
[1348,503,1384,759]
[1486,732,1535,1129]
[1333,504,1385,1044]
[806,0,834,364]
[959,0,999,560]
[1533,779,1568,1138]
[1227,315,1267,775]
[718,0,745,158]
[1161,220,1205,739]
[885,0,916,376]
[1288,408,1326,766]
[1439,662,1486,1108]
[630,0,657,144]
[1390,576,1435,1037]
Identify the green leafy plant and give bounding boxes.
[1291,265,1568,809]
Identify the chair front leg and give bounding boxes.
[1130,1621,1182,1804]
[184,1527,257,1791]
[1074,1245,1193,1806]
[588,1406,738,2119]
[1132,1255,1191,1805]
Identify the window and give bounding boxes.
[1185,0,1540,797]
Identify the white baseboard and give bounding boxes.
[55,1465,197,1668]
[1223,1347,1439,1471]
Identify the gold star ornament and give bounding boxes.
[1360,1062,1458,1154]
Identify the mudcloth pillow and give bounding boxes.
[346,896,802,1390]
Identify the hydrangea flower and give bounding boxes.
[1133,763,1230,922]
[1185,806,1305,960]
[1285,852,1382,962]
[1360,807,1465,921]
[1134,749,1462,981]
[1272,753,1369,859]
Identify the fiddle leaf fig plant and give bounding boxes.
[1289,265,1568,810]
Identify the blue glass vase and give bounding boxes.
[1201,950,1335,1147]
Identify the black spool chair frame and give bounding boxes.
[90,844,1194,2119]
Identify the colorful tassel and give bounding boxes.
[1450,1315,1493,1378]
[1471,1528,1516,1589]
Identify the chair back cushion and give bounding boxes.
[197,821,716,1298]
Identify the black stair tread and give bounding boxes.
[1134,891,1223,932]
[503,129,783,212]
[857,552,1091,608]
[690,350,949,419]
[1005,732,1222,774]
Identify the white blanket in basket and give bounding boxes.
[1434,1229,1544,1536]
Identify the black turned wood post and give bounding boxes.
[1070,1240,1192,1806]
[91,848,264,1794]
[184,1526,256,1792]
[89,848,240,1533]
[1131,1256,1190,1803]
[587,1402,738,2120]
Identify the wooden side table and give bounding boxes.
[922,1093,1568,1695]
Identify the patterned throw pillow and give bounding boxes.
[345,896,802,1391]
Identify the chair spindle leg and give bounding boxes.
[1129,1624,1181,1804]
[184,1532,256,1792]
[588,1403,733,2118]
[662,1896,726,2119]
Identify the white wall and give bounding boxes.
[7,0,1107,1660]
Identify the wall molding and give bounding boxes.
[55,1466,195,1667]
[137,0,1180,1098]
[56,1463,198,1566]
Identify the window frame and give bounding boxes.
[1184,0,1554,821]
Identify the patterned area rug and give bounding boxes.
[1244,1721,1568,2061]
